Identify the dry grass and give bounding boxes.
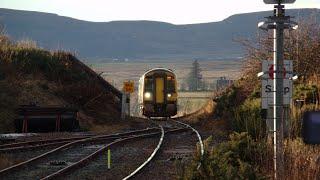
[260,139,320,179]
[177,99,216,124]
[284,139,320,179]
[0,154,19,170]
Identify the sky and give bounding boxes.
[0,0,319,24]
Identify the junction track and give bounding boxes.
[0,119,204,179]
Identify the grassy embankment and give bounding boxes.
[181,18,320,179]
[0,34,121,133]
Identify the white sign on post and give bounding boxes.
[261,60,293,109]
[263,0,296,4]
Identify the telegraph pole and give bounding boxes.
[259,0,297,179]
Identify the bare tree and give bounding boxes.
[240,15,320,89]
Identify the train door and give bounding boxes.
[155,77,164,103]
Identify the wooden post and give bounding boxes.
[22,115,28,133]
[127,93,130,117]
[121,93,127,120]
[56,114,61,132]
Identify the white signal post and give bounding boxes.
[259,0,297,179]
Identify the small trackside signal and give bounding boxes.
[123,81,134,93]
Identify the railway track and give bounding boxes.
[0,136,94,153]
[0,119,203,179]
[170,119,204,169]
[0,127,162,178]
[125,119,204,180]
[43,125,177,180]
[121,119,204,179]
[0,128,159,153]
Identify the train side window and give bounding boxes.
[144,78,153,90]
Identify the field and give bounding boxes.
[90,59,242,90]
[90,59,242,116]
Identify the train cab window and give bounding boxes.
[167,76,175,92]
[144,77,153,90]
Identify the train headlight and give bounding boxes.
[167,93,172,98]
[144,92,152,100]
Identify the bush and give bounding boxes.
[233,98,266,140]
[214,86,238,118]
[293,84,318,104]
[181,132,266,180]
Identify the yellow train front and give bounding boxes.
[138,68,178,118]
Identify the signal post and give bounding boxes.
[259,0,298,179]
[122,81,134,120]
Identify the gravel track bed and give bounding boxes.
[0,144,64,170]
[2,139,116,180]
[64,136,160,180]
[133,131,198,180]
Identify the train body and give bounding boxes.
[138,68,178,118]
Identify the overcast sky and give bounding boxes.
[0,0,319,24]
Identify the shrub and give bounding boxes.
[233,98,266,140]
[214,86,238,118]
[181,132,266,180]
[293,84,318,104]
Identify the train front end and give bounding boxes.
[138,68,178,118]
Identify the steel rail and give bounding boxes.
[122,124,164,180]
[0,128,159,152]
[170,119,204,169]
[41,127,188,180]
[0,136,92,149]
[0,136,121,153]
[0,141,70,153]
[0,127,158,175]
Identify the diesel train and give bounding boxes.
[138,68,178,118]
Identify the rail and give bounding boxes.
[122,124,164,180]
[171,119,204,169]
[0,127,158,175]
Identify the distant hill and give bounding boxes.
[0,8,319,61]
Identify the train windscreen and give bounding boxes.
[144,77,153,91]
[167,76,175,92]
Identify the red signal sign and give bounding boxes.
[268,65,286,79]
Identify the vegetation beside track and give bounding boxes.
[182,17,320,179]
[0,31,121,133]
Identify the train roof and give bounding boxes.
[142,68,175,77]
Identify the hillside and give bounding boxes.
[0,8,319,61]
[0,37,122,132]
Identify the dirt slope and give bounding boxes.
[0,46,122,132]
